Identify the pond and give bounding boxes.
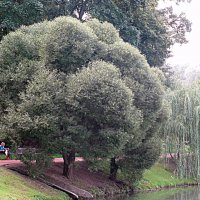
[101,187,200,200]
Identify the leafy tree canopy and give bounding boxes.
[0,0,44,40]
[0,0,191,68]
[40,0,191,67]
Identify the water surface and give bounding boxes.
[103,187,200,200]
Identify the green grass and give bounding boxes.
[50,154,62,159]
[136,163,197,190]
[0,167,68,200]
[0,153,18,160]
[0,154,7,160]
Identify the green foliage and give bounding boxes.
[121,137,161,172]
[0,26,44,112]
[96,0,191,67]
[89,0,140,46]
[0,0,191,69]
[47,0,191,67]
[102,41,164,130]
[45,17,99,73]
[86,19,121,44]
[3,65,66,145]
[21,151,52,178]
[0,31,39,67]
[67,61,141,158]
[162,81,200,180]
[132,7,171,67]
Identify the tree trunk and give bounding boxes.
[62,150,75,179]
[78,0,88,20]
[109,157,118,181]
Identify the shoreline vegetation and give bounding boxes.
[135,162,197,191]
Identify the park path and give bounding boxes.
[0,159,21,166]
[0,154,174,167]
[0,157,84,166]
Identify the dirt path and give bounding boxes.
[0,159,21,166]
[0,157,84,166]
[41,161,120,199]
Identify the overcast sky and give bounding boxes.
[159,0,200,68]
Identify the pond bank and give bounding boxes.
[135,163,197,191]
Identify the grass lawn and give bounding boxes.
[0,167,68,200]
[0,154,7,160]
[136,163,197,190]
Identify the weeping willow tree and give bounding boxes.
[163,81,200,181]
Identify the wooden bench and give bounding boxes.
[16,148,37,155]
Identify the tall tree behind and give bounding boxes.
[112,0,191,66]
[0,0,44,40]
[0,0,191,68]
[162,82,200,180]
[44,0,191,67]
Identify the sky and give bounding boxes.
[159,0,200,68]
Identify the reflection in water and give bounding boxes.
[134,188,200,200]
[98,187,200,200]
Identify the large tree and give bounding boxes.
[0,17,164,180]
[162,81,200,179]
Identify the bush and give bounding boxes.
[21,150,52,178]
